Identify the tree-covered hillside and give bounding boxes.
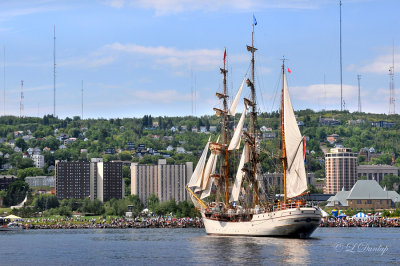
[0,110,399,180]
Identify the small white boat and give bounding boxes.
[0,217,24,231]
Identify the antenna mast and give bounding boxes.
[191,69,193,115]
[53,25,56,117]
[339,0,343,111]
[389,42,395,115]
[3,47,5,116]
[20,80,24,118]
[324,73,326,111]
[81,80,84,119]
[357,74,362,112]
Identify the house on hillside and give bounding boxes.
[320,117,340,125]
[371,121,395,128]
[176,147,186,154]
[326,134,339,144]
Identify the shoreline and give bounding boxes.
[15,217,204,230]
[9,217,400,230]
[319,217,400,227]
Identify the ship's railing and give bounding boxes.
[201,201,319,216]
[270,201,319,212]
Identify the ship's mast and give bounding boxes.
[246,19,258,206]
[281,58,287,204]
[221,49,229,206]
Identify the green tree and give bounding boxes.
[3,180,29,207]
[15,138,28,151]
[147,194,160,212]
[119,151,132,161]
[81,198,105,215]
[380,174,400,192]
[19,158,34,169]
[17,167,44,180]
[33,194,59,211]
[126,195,144,216]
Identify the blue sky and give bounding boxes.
[0,0,399,119]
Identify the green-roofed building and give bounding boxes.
[327,180,400,209]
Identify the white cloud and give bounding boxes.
[0,2,66,21]
[290,83,358,104]
[104,0,325,15]
[360,49,400,74]
[106,42,221,70]
[103,0,125,8]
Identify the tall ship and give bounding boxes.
[186,20,321,238]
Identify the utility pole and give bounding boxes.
[357,75,362,113]
[53,25,56,117]
[81,80,84,119]
[3,47,5,116]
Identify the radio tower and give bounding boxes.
[357,75,362,112]
[53,25,56,117]
[81,80,84,119]
[3,47,5,116]
[20,80,24,118]
[389,43,395,115]
[339,0,344,111]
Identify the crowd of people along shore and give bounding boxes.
[320,217,400,227]
[11,215,400,229]
[19,216,204,229]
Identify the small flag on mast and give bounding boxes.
[253,15,257,26]
[223,48,226,64]
[288,68,291,74]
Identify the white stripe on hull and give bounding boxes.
[202,207,321,238]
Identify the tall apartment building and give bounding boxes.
[357,164,398,184]
[55,159,123,202]
[55,161,91,199]
[324,147,358,194]
[131,159,193,204]
[32,154,45,168]
[97,161,124,202]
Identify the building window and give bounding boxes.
[367,200,372,204]
[357,200,361,204]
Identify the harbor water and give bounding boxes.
[0,227,399,265]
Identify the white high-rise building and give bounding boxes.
[32,154,45,168]
[131,159,193,204]
[324,148,358,194]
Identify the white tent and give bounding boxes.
[5,214,21,220]
[352,212,368,219]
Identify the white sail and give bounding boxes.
[187,136,210,188]
[201,152,217,190]
[200,149,219,199]
[200,177,214,199]
[230,143,250,202]
[283,73,308,198]
[228,78,245,116]
[228,106,247,151]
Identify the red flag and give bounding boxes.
[288,68,291,74]
[223,48,226,64]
